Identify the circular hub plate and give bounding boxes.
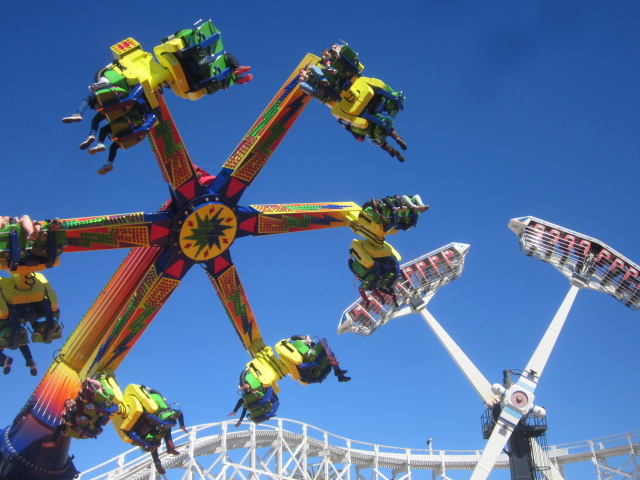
[510,390,529,408]
[179,203,237,261]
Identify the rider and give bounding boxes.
[340,121,407,162]
[0,215,42,241]
[288,335,351,383]
[298,66,339,103]
[229,369,279,427]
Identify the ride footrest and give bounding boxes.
[126,430,159,452]
[194,66,232,93]
[372,88,404,112]
[359,111,393,134]
[113,112,157,150]
[298,349,331,384]
[246,388,279,424]
[97,85,146,122]
[30,319,62,344]
[144,411,175,429]
[65,419,103,440]
[0,325,28,349]
[85,396,118,417]
[26,227,66,269]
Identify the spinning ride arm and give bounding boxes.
[0,245,171,478]
[60,211,173,252]
[148,92,203,200]
[0,39,366,478]
[29,246,171,422]
[213,54,317,206]
[236,202,361,238]
[203,257,265,356]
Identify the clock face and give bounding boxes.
[510,390,529,408]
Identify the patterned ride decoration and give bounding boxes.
[0,21,391,479]
[178,203,238,260]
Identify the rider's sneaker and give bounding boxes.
[233,66,251,75]
[338,375,351,382]
[89,81,111,92]
[3,356,12,375]
[97,163,114,175]
[89,143,106,154]
[27,360,37,376]
[62,113,82,124]
[236,74,253,85]
[79,134,95,150]
[154,461,166,475]
[395,151,405,163]
[395,137,407,150]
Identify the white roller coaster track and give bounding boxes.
[79,419,639,480]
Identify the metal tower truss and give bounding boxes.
[78,420,639,480]
[548,432,640,480]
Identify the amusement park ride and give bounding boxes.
[339,216,640,479]
[0,17,638,480]
[0,19,417,480]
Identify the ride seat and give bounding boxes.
[0,323,28,349]
[245,358,279,388]
[370,88,404,116]
[0,225,26,271]
[113,384,155,439]
[172,19,232,94]
[246,386,279,424]
[65,416,103,440]
[110,106,157,150]
[336,78,375,117]
[79,378,120,416]
[27,227,66,269]
[126,428,163,452]
[348,257,377,291]
[31,318,62,344]
[332,77,389,127]
[103,68,130,91]
[331,44,364,80]
[97,84,147,123]
[297,348,331,384]
[274,340,303,380]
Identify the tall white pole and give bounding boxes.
[524,284,580,383]
[417,307,494,407]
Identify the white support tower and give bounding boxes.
[338,216,640,480]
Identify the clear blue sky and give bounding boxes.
[2,2,640,478]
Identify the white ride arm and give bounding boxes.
[524,285,580,383]
[417,308,495,407]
